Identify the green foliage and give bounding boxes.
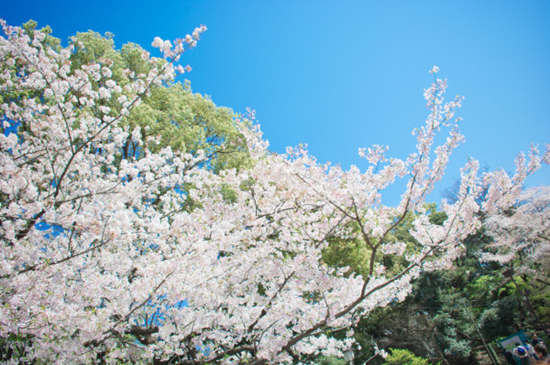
[316,356,347,365]
[22,19,60,50]
[322,222,372,277]
[350,217,550,365]
[67,29,250,171]
[432,294,476,363]
[0,333,36,364]
[220,183,238,203]
[532,285,550,322]
[427,204,447,226]
[383,348,432,365]
[321,204,446,278]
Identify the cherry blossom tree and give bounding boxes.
[0,21,548,364]
[482,185,550,273]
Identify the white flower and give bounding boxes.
[101,67,112,78]
[98,87,111,99]
[430,65,440,74]
[152,36,163,48]
[162,40,172,54]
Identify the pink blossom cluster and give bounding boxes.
[151,24,206,75]
[0,20,548,364]
[482,185,550,265]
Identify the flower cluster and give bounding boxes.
[0,20,548,364]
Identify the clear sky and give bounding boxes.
[3,1,550,205]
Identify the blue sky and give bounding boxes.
[3,1,549,204]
